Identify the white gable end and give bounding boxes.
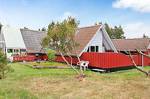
[3,26,26,49]
[87,30,103,52]
[79,25,117,56]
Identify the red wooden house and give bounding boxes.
[55,26,150,70]
[112,38,150,66]
[19,24,150,70]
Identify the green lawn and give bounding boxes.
[0,63,150,99]
[26,61,68,67]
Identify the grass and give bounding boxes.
[26,61,68,67]
[0,63,150,99]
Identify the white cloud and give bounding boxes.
[113,0,150,13]
[123,22,150,38]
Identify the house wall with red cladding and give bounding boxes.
[143,51,150,66]
[80,52,133,69]
[55,55,79,64]
[55,52,150,69]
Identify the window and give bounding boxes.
[90,46,95,52]
[7,49,13,53]
[87,46,99,52]
[14,49,19,53]
[20,49,26,52]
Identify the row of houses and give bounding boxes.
[0,24,150,69]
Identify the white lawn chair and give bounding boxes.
[77,61,89,71]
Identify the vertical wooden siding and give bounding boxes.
[55,55,79,64]
[80,52,132,69]
[55,52,150,69]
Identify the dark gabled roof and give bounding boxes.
[21,25,101,55]
[71,25,101,55]
[20,29,46,53]
[112,38,150,51]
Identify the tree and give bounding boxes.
[128,50,150,77]
[94,22,102,25]
[105,23,114,38]
[24,27,28,29]
[47,49,56,61]
[143,34,149,38]
[0,50,10,79]
[42,17,85,78]
[104,23,125,39]
[41,27,46,31]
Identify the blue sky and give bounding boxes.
[0,0,150,38]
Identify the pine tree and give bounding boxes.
[104,23,125,39]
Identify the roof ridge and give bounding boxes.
[20,25,101,32]
[20,28,46,33]
[113,38,150,40]
[79,25,101,29]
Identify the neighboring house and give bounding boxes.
[20,29,46,54]
[20,28,47,60]
[112,38,150,67]
[2,23,149,69]
[21,25,117,57]
[0,25,26,58]
[112,38,150,54]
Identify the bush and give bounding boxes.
[0,50,12,79]
[47,49,56,62]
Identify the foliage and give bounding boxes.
[0,50,11,79]
[42,17,83,76]
[104,23,125,39]
[47,49,56,61]
[41,27,46,31]
[42,17,79,54]
[143,34,149,38]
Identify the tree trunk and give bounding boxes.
[128,51,150,76]
[71,44,85,75]
[76,55,84,76]
[136,49,150,58]
[66,53,81,74]
[59,51,80,75]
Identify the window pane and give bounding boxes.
[14,49,19,52]
[7,49,13,53]
[91,46,95,52]
[96,46,99,52]
[20,49,26,52]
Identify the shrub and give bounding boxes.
[47,49,56,62]
[0,50,12,79]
